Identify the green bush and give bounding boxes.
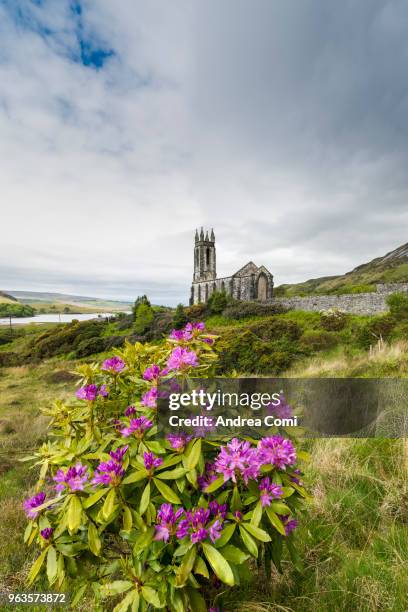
[216,318,303,374]
[223,301,287,320]
[172,303,188,329]
[300,330,339,352]
[0,303,35,318]
[320,309,348,331]
[186,303,208,321]
[386,292,408,319]
[134,303,154,334]
[356,315,396,349]
[207,291,233,314]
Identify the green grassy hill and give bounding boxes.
[0,291,19,304]
[277,241,408,296]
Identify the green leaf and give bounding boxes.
[214,522,236,548]
[46,546,57,585]
[101,581,133,597]
[202,542,234,586]
[250,500,262,527]
[156,467,187,480]
[71,584,87,608]
[113,590,137,612]
[204,475,224,493]
[184,438,201,469]
[122,469,148,484]
[220,544,250,565]
[102,488,117,521]
[133,526,155,554]
[269,501,290,515]
[281,486,295,498]
[176,545,197,586]
[88,522,101,556]
[153,478,181,504]
[28,548,48,585]
[24,522,33,544]
[68,495,83,533]
[265,507,286,536]
[241,523,271,542]
[186,588,207,612]
[141,586,161,608]
[239,525,258,558]
[123,506,133,531]
[231,486,241,512]
[193,555,209,578]
[139,482,150,516]
[82,487,109,509]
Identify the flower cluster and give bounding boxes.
[169,321,205,341]
[23,491,46,519]
[259,477,283,507]
[101,356,126,373]
[197,462,218,490]
[214,438,261,484]
[53,463,89,493]
[92,446,128,486]
[143,364,168,382]
[177,507,223,544]
[167,346,198,371]
[266,394,293,419]
[166,432,193,451]
[141,387,158,408]
[76,384,108,401]
[40,528,53,540]
[258,436,297,469]
[120,416,153,438]
[153,503,184,542]
[143,451,163,472]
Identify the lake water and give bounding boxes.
[0,313,119,326]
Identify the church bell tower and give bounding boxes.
[193,227,216,282]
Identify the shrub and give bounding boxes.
[223,301,287,320]
[173,303,188,329]
[207,291,233,315]
[300,330,339,352]
[0,303,35,318]
[319,308,348,331]
[22,322,309,610]
[356,315,396,349]
[386,292,408,319]
[216,319,303,374]
[134,303,154,334]
[186,303,208,321]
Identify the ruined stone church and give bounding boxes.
[190,228,274,305]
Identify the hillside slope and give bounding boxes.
[0,291,19,304]
[277,242,408,296]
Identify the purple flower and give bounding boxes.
[167,347,198,371]
[109,445,129,463]
[258,436,297,470]
[141,387,158,408]
[209,519,222,543]
[176,506,222,544]
[23,492,46,519]
[214,438,261,484]
[76,384,108,401]
[143,451,163,471]
[258,477,283,507]
[53,463,89,493]
[169,322,206,342]
[279,515,298,536]
[203,337,214,345]
[120,416,153,438]
[266,394,293,419]
[209,500,227,519]
[234,510,243,522]
[92,459,124,487]
[290,468,303,486]
[125,405,136,417]
[166,432,192,452]
[101,356,126,373]
[154,503,184,542]
[169,329,186,341]
[40,528,53,540]
[197,462,218,490]
[143,364,168,381]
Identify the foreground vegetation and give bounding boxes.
[0,297,407,610]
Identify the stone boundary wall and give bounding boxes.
[274,282,408,315]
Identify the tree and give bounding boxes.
[132,295,151,320]
[134,302,154,334]
[172,303,188,329]
[207,290,230,314]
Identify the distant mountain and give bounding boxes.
[0,291,18,304]
[276,242,408,296]
[5,291,131,311]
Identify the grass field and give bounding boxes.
[0,339,407,610]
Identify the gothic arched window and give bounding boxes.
[206,247,210,268]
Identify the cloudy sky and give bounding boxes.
[1,1,408,305]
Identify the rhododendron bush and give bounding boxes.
[23,322,310,611]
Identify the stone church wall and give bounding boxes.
[274,283,408,315]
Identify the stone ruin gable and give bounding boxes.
[232,261,259,277]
